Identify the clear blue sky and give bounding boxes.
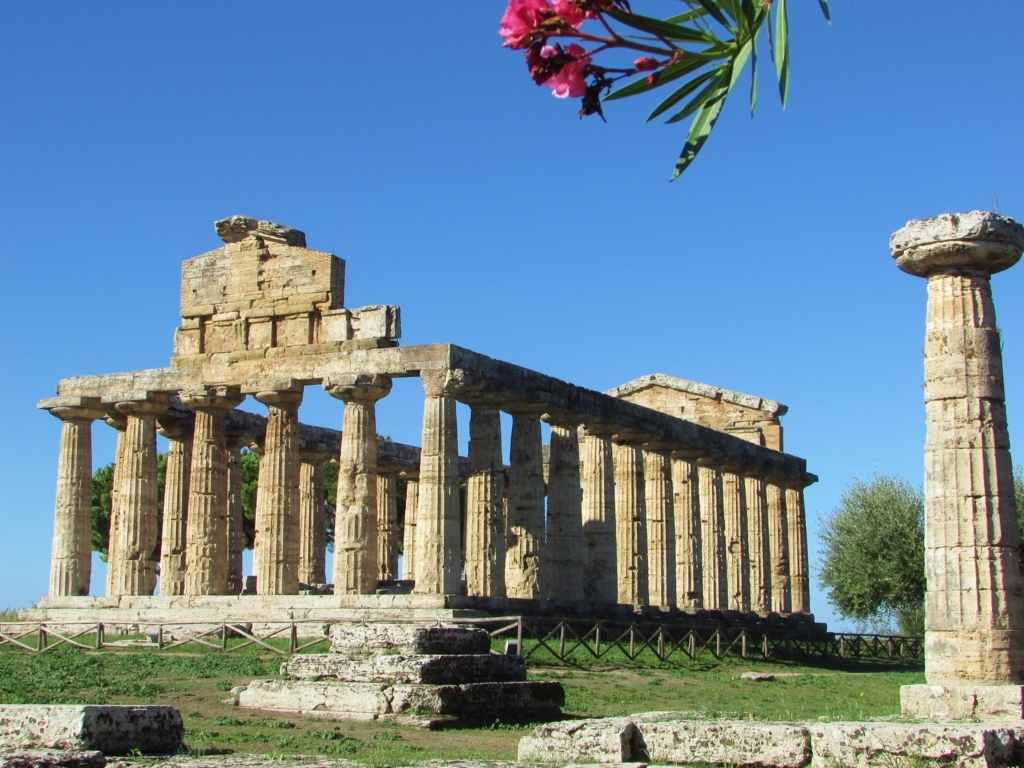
[2,2,1022,630]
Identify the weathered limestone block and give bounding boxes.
[722,466,749,612]
[643,446,675,609]
[0,749,106,768]
[506,408,546,601]
[671,451,702,610]
[238,679,390,719]
[280,653,525,684]
[545,417,584,603]
[901,683,1024,720]
[641,720,810,768]
[581,426,618,606]
[517,718,645,764]
[614,440,648,608]
[808,722,1018,768]
[465,407,505,598]
[329,624,491,655]
[0,705,183,755]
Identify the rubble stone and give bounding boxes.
[0,706,182,755]
[517,718,644,763]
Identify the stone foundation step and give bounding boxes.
[281,653,525,684]
[329,624,491,656]
[0,706,183,755]
[239,679,563,722]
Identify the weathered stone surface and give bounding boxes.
[581,427,618,606]
[891,210,1024,277]
[809,722,1018,768]
[0,706,182,755]
[517,718,644,764]
[506,410,546,601]
[641,720,810,767]
[741,672,775,681]
[240,679,561,720]
[614,441,648,608]
[280,653,525,684]
[901,683,1024,720]
[465,408,505,599]
[329,624,491,655]
[0,750,106,768]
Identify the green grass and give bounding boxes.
[0,643,924,763]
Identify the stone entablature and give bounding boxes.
[38,215,816,618]
[607,373,787,451]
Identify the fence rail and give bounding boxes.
[0,617,923,664]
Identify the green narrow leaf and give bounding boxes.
[665,66,729,124]
[671,79,731,180]
[606,56,709,101]
[774,0,790,107]
[665,8,711,24]
[749,34,757,116]
[818,0,831,22]
[691,0,731,28]
[604,9,717,43]
[646,69,719,121]
[728,38,753,92]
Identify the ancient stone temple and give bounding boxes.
[33,216,816,625]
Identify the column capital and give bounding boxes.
[324,373,392,403]
[890,211,1024,278]
[541,410,584,427]
[696,455,723,469]
[113,392,170,417]
[418,368,471,398]
[104,410,128,431]
[642,440,675,455]
[180,385,244,411]
[40,396,106,423]
[671,447,704,461]
[581,422,617,439]
[253,388,303,409]
[611,429,648,445]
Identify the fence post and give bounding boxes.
[741,631,748,659]
[517,617,523,656]
[558,622,566,660]
[840,635,845,659]
[762,633,769,659]
[629,626,635,659]
[95,623,103,650]
[221,622,228,651]
[290,622,298,653]
[689,632,696,659]
[157,625,164,650]
[715,630,722,660]
[657,627,665,660]
[38,625,46,651]
[595,623,602,657]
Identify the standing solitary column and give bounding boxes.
[892,211,1024,690]
[104,412,127,596]
[377,471,400,581]
[507,407,546,600]
[644,444,675,609]
[614,438,648,608]
[299,452,329,586]
[413,369,465,595]
[785,480,810,614]
[110,395,169,596]
[325,374,392,595]
[43,397,106,597]
[157,412,193,596]
[581,425,617,605]
[698,458,727,610]
[766,476,791,613]
[181,386,244,596]
[401,473,419,582]
[465,407,505,597]
[545,415,584,603]
[722,464,750,612]
[671,450,703,610]
[744,471,771,613]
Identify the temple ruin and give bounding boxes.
[32,215,816,625]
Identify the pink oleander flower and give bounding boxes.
[552,0,588,28]
[543,43,590,99]
[500,0,553,49]
[634,57,659,71]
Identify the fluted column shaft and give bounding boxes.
[644,447,675,608]
[299,457,328,585]
[698,460,727,610]
[466,407,505,597]
[413,370,463,595]
[104,414,127,596]
[671,452,702,610]
[158,426,192,596]
[326,375,391,595]
[614,440,648,608]
[377,472,399,581]
[507,409,546,600]
[110,397,167,596]
[745,473,770,613]
[786,485,810,613]
[48,404,105,597]
[722,466,750,611]
[581,427,617,605]
[182,387,243,596]
[766,479,791,612]
[402,477,419,581]
[225,440,246,594]
[546,419,584,602]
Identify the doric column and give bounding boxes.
[252,386,303,595]
[299,451,330,586]
[892,212,1024,686]
[224,434,250,595]
[104,411,127,596]
[465,407,505,597]
[766,476,791,613]
[156,411,194,597]
[785,480,810,614]
[580,425,617,605]
[670,450,702,610]
[545,414,584,603]
[413,369,466,595]
[744,471,771,613]
[722,464,750,612]
[614,438,648,608]
[109,394,169,596]
[506,407,546,600]
[325,374,392,595]
[644,444,675,609]
[401,473,419,581]
[181,386,244,596]
[377,471,399,581]
[44,398,106,597]
[698,458,727,610]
